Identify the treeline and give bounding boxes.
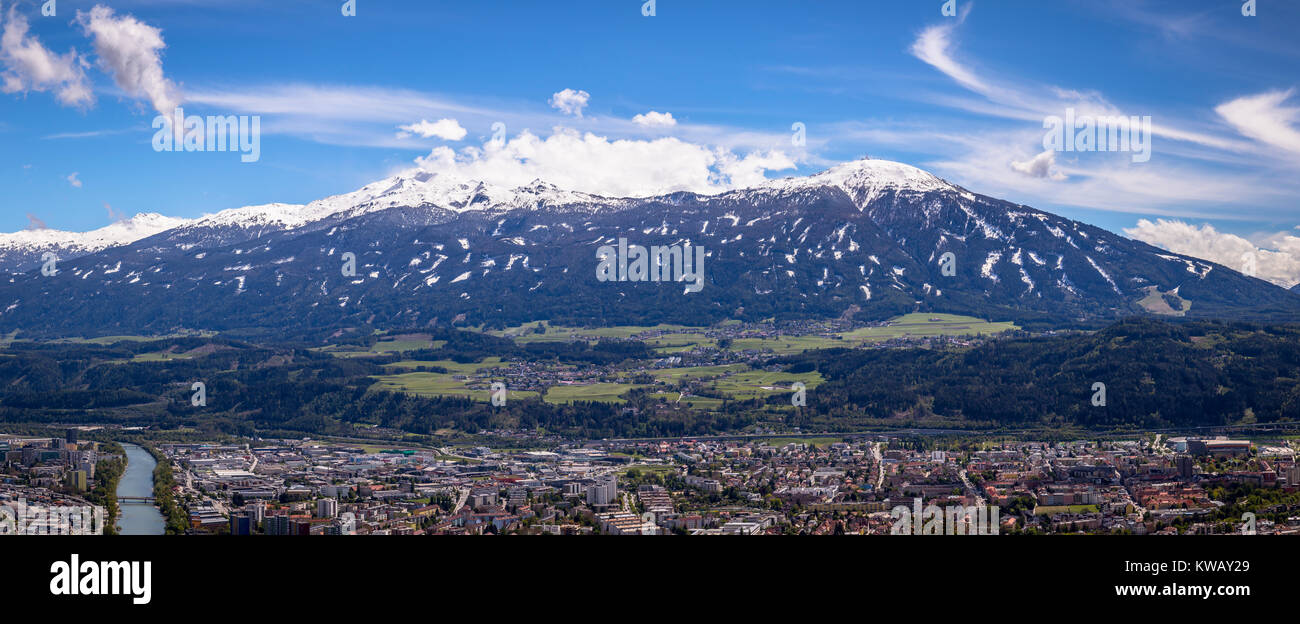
[83,455,125,536]
[3,318,1299,440]
[773,318,1300,430]
[144,445,189,535]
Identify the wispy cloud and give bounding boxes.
[886,6,1300,222]
[910,5,991,97]
[184,82,800,156]
[1216,89,1300,154]
[43,126,142,139]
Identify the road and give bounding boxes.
[959,468,985,506]
[451,487,469,514]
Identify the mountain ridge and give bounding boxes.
[1,158,1295,337]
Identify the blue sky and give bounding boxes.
[2,0,1299,279]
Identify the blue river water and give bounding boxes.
[116,443,165,535]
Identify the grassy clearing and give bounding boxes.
[647,392,725,409]
[837,313,1017,343]
[623,464,679,476]
[382,358,504,374]
[543,383,644,404]
[317,338,448,357]
[371,361,538,402]
[47,332,216,345]
[707,370,824,400]
[648,364,748,383]
[1137,286,1189,317]
[488,322,697,344]
[130,351,197,362]
[492,313,1015,357]
[369,338,447,353]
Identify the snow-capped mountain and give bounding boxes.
[119,171,629,260]
[1,158,1295,337]
[0,213,191,272]
[0,171,623,272]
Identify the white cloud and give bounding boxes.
[1009,150,1066,181]
[908,7,1256,155]
[1216,89,1300,154]
[909,8,990,97]
[1124,218,1300,288]
[66,172,81,188]
[889,7,1300,222]
[0,6,93,107]
[397,118,467,140]
[413,127,795,198]
[549,88,589,118]
[184,83,802,155]
[76,5,180,117]
[632,110,677,128]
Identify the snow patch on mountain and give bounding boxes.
[0,213,191,253]
[760,158,957,207]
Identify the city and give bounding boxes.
[5,427,1296,536]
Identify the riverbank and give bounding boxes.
[84,441,125,536]
[143,444,189,534]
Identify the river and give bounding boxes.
[116,443,165,535]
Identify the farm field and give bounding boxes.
[485,313,1015,357]
[381,358,505,374]
[317,336,448,357]
[367,313,1009,407]
[543,383,644,405]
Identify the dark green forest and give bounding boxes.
[0,318,1296,441]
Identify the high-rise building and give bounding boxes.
[230,514,254,536]
[317,498,338,518]
[586,475,618,507]
[1176,454,1195,479]
[266,514,291,536]
[65,428,78,446]
[248,502,266,524]
[326,512,357,536]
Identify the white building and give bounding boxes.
[317,498,339,518]
[586,475,618,506]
